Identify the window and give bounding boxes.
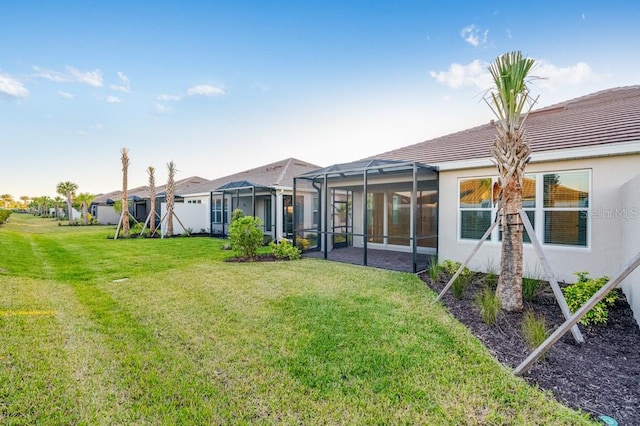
[459,178,493,240]
[458,170,590,247]
[212,197,227,223]
[312,195,319,227]
[543,171,589,246]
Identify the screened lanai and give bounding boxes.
[293,159,439,273]
[211,180,276,237]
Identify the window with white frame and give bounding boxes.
[212,197,227,223]
[458,170,590,247]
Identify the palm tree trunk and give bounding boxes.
[121,148,130,237]
[66,192,73,224]
[496,180,524,311]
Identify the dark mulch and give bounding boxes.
[421,273,640,425]
[225,253,281,263]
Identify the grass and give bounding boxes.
[0,214,595,424]
[475,287,501,326]
[521,310,550,351]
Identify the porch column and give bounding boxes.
[275,190,284,242]
[412,163,418,273]
[323,174,329,259]
[363,169,368,267]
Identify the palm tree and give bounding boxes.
[165,161,177,237]
[147,166,157,235]
[53,196,65,219]
[75,193,95,225]
[1,194,13,209]
[20,195,31,209]
[121,148,130,237]
[484,51,538,312]
[56,181,78,224]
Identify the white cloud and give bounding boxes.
[153,102,172,113]
[157,93,181,101]
[106,95,122,103]
[32,65,103,87]
[110,71,130,93]
[534,61,600,91]
[57,90,74,99]
[0,74,29,98]
[186,84,225,96]
[66,66,103,87]
[431,58,601,92]
[460,25,488,47]
[429,59,492,89]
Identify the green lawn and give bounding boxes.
[0,214,593,425]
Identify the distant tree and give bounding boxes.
[484,51,538,312]
[1,194,13,209]
[121,148,130,237]
[75,193,95,225]
[147,166,157,235]
[20,195,30,209]
[52,196,65,219]
[165,161,177,237]
[56,181,78,224]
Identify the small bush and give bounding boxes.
[263,235,273,246]
[475,287,501,325]
[270,239,301,260]
[452,273,473,299]
[521,310,549,351]
[427,260,442,282]
[562,271,616,325]
[231,208,245,223]
[522,276,543,301]
[440,259,464,277]
[482,271,498,289]
[0,209,12,224]
[295,237,310,252]
[228,215,264,258]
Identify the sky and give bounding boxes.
[1,1,639,198]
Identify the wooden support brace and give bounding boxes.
[515,250,640,375]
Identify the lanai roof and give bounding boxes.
[368,86,640,165]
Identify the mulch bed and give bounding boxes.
[225,253,281,263]
[421,272,640,425]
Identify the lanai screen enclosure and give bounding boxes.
[294,159,438,273]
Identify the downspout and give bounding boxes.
[412,163,418,273]
[363,168,368,267]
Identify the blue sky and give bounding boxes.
[1,1,639,198]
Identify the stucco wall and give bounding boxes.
[160,202,209,235]
[438,154,640,285]
[96,205,120,225]
[620,173,640,325]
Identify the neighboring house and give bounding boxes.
[298,86,640,325]
[173,158,320,240]
[92,177,210,227]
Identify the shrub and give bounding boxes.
[562,272,616,325]
[263,235,273,246]
[295,237,310,252]
[228,215,264,258]
[427,260,442,282]
[0,209,12,224]
[440,259,463,276]
[521,310,549,351]
[452,272,473,299]
[475,287,501,325]
[522,276,543,301]
[231,208,245,223]
[270,239,301,260]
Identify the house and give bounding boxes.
[91,176,210,226]
[171,158,320,240]
[298,86,640,325]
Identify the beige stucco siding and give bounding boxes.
[438,153,640,285]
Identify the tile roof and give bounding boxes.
[177,158,321,195]
[368,86,640,165]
